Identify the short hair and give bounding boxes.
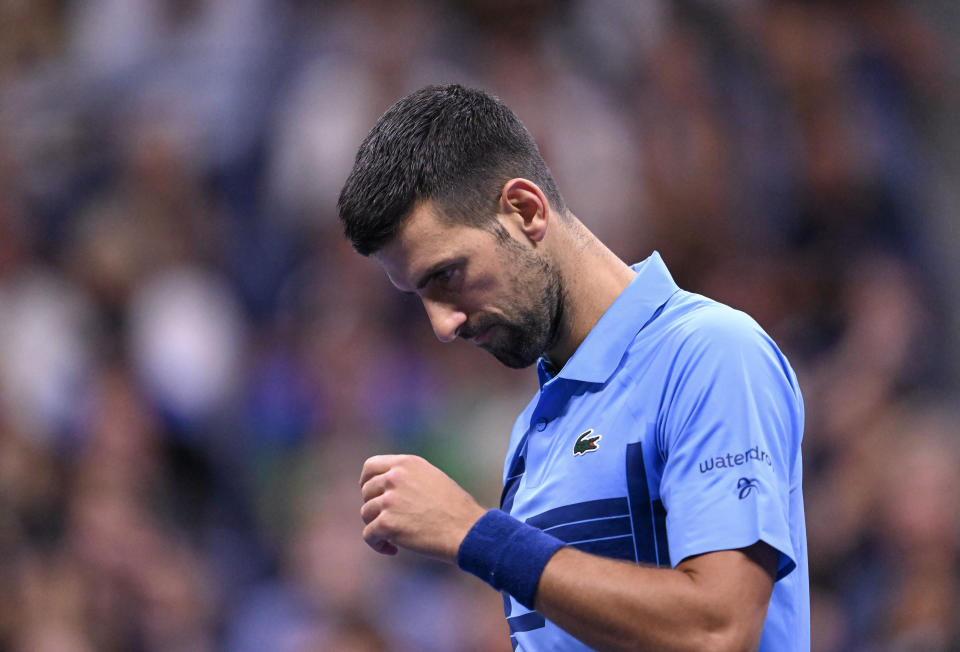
[337,84,565,255]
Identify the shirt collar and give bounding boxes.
[536,251,679,388]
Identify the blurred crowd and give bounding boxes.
[0,1,958,650]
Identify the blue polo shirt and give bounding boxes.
[498,252,808,651]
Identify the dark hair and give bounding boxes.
[337,84,565,255]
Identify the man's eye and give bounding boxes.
[434,267,457,286]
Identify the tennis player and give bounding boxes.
[339,84,808,651]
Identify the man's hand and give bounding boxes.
[359,454,487,563]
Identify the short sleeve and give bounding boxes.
[658,307,803,580]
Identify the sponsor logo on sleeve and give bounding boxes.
[737,477,760,499]
[698,446,773,474]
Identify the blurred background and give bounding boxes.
[0,0,958,650]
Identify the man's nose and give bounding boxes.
[423,299,467,343]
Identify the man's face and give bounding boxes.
[374,203,563,368]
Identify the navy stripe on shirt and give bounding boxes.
[525,497,629,530]
[507,612,546,634]
[572,534,637,561]
[543,515,633,543]
[500,436,528,514]
[626,442,670,566]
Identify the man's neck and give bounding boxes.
[544,224,637,370]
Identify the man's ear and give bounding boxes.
[498,178,550,243]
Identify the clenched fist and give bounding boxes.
[359,455,487,562]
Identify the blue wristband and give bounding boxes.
[457,509,565,609]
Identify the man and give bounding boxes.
[338,84,808,651]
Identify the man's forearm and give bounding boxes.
[532,543,777,652]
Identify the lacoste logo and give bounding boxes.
[573,429,601,456]
[737,477,759,499]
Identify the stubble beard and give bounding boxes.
[461,244,565,369]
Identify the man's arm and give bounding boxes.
[535,543,777,652]
[359,454,777,652]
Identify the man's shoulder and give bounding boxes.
[648,291,802,406]
[642,290,769,353]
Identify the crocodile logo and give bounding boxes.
[573,429,602,456]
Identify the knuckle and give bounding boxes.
[379,512,398,535]
[363,477,383,499]
[365,517,387,539]
[361,496,384,521]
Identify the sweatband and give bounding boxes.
[457,509,566,609]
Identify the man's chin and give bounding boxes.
[487,345,540,369]
[473,324,545,369]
